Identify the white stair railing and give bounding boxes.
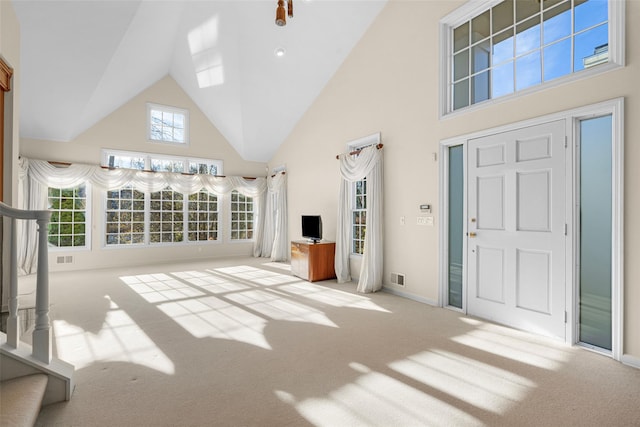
[0,201,52,363]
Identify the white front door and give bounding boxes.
[467,120,567,339]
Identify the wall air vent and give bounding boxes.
[390,272,405,287]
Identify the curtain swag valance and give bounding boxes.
[21,158,267,197]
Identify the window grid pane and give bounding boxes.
[107,154,145,170]
[48,185,87,248]
[230,191,254,240]
[106,186,145,245]
[451,0,609,111]
[150,188,184,244]
[352,178,367,255]
[151,158,185,173]
[188,161,219,176]
[188,191,219,242]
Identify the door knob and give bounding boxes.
[469,232,477,238]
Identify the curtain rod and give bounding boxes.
[31,157,284,180]
[40,159,262,180]
[335,143,383,160]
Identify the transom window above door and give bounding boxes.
[441,0,624,114]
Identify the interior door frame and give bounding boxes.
[439,97,624,360]
[0,56,13,202]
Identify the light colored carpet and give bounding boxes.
[1,373,48,427]
[21,257,640,426]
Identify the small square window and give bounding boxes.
[147,103,189,145]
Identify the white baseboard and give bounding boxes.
[621,354,640,369]
[382,286,439,307]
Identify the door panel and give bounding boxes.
[467,120,566,339]
[517,170,551,231]
[477,175,504,230]
[476,246,505,303]
[516,249,551,314]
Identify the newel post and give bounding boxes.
[32,214,51,364]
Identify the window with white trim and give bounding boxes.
[106,186,145,245]
[102,150,223,246]
[230,190,254,240]
[346,133,380,256]
[147,103,189,145]
[188,190,219,242]
[47,184,89,249]
[352,178,367,255]
[442,0,624,114]
[150,188,184,244]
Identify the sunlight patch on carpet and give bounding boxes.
[119,265,375,351]
[171,270,252,294]
[450,324,571,370]
[213,265,301,286]
[52,296,174,374]
[225,289,337,327]
[275,367,481,426]
[279,282,390,313]
[157,296,271,349]
[389,349,536,414]
[120,273,206,303]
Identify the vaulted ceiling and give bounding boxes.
[12,0,387,162]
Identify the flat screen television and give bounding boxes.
[302,215,323,243]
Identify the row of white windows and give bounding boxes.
[49,149,247,249]
[49,181,370,255]
[47,185,254,250]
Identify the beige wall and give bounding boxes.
[269,0,640,360]
[20,76,268,272]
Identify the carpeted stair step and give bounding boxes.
[0,374,48,427]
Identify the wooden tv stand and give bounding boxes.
[290,240,336,282]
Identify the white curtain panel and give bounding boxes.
[269,172,289,262]
[254,189,271,258]
[16,158,47,275]
[17,158,267,274]
[255,172,288,261]
[335,145,383,293]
